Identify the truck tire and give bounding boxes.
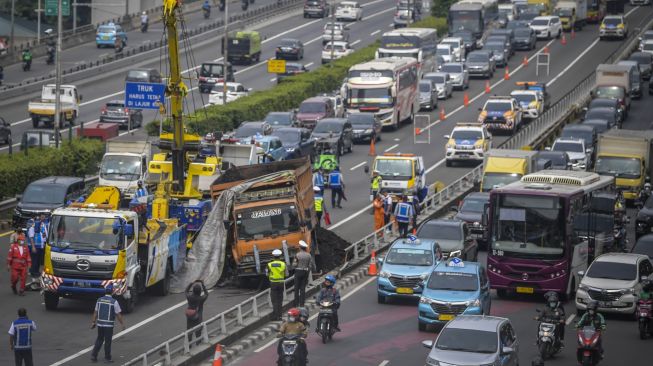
[119,289,138,314]
[153,262,172,296]
[44,292,59,310]
[32,118,39,128]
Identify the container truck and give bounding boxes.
[481,149,539,192]
[594,63,632,111]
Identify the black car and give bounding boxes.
[276,39,304,60]
[453,192,490,246]
[277,63,308,83]
[304,0,329,18]
[484,42,507,67]
[630,52,652,81]
[637,200,653,240]
[486,35,513,57]
[489,29,515,49]
[416,219,478,261]
[125,68,162,83]
[233,121,273,142]
[310,118,353,156]
[272,127,315,160]
[582,119,611,134]
[560,124,597,159]
[452,30,476,52]
[537,150,571,170]
[265,111,298,129]
[513,27,536,50]
[348,113,382,143]
[99,100,143,128]
[198,61,234,93]
[13,176,86,228]
[584,107,619,129]
[587,98,624,126]
[633,233,653,259]
[0,117,11,145]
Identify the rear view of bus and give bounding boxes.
[377,28,438,74]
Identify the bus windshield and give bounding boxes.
[492,194,565,258]
[381,35,422,49]
[348,87,393,108]
[377,50,419,59]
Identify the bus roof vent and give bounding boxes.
[521,170,600,186]
[525,183,552,190]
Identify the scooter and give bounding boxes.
[241,0,249,11]
[278,334,306,366]
[535,309,562,360]
[203,7,211,18]
[316,300,336,344]
[46,46,55,65]
[576,326,602,366]
[637,298,653,339]
[612,226,628,253]
[22,59,31,71]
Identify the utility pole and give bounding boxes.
[10,0,15,54]
[37,0,42,43]
[73,1,77,32]
[330,0,335,67]
[54,0,63,148]
[223,1,228,105]
[125,0,129,18]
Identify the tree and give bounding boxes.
[431,0,456,18]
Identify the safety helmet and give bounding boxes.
[325,274,336,285]
[313,186,321,192]
[299,240,308,249]
[646,183,652,190]
[272,249,283,257]
[287,308,300,322]
[587,300,599,313]
[544,291,559,309]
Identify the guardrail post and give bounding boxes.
[141,354,148,366]
[237,304,244,325]
[220,313,227,334]
[252,296,259,317]
[165,341,171,364]
[202,322,209,344]
[183,331,190,354]
[353,242,360,261]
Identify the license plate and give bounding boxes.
[516,286,534,294]
[74,281,89,288]
[396,287,414,294]
[438,314,455,321]
[102,36,109,40]
[599,301,615,307]
[320,308,333,313]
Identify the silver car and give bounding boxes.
[440,62,469,90]
[422,315,520,366]
[419,80,438,111]
[423,72,453,100]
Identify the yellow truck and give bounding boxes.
[554,0,588,31]
[595,129,653,201]
[481,149,539,192]
[366,153,427,203]
[528,0,553,15]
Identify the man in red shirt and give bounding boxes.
[7,235,31,296]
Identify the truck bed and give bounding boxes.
[28,100,75,114]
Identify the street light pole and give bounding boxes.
[223,1,229,105]
[10,0,15,54]
[330,0,335,67]
[37,0,42,43]
[54,0,63,148]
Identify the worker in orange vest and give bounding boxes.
[7,234,31,296]
[373,194,385,236]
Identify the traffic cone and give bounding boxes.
[212,344,223,366]
[561,34,567,45]
[368,136,376,156]
[543,45,549,54]
[463,92,469,107]
[415,127,422,135]
[522,56,529,67]
[484,80,491,94]
[571,29,576,39]
[504,66,510,81]
[412,227,417,235]
[439,107,446,121]
[368,250,378,276]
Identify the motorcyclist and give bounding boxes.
[22,49,32,69]
[316,274,341,332]
[640,276,653,300]
[203,0,211,12]
[576,300,606,358]
[536,291,566,346]
[639,183,652,207]
[276,308,307,365]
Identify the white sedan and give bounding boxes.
[207,82,251,105]
[335,1,363,21]
[321,41,354,63]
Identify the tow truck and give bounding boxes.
[366,153,427,203]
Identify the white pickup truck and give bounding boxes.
[28,84,81,128]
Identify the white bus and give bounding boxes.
[376,28,438,75]
[345,58,420,130]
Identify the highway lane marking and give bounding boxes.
[379,361,390,366]
[388,23,393,27]
[370,30,380,36]
[384,143,398,152]
[304,34,325,46]
[351,39,361,46]
[254,276,377,353]
[547,37,600,87]
[350,161,366,171]
[305,62,315,68]
[566,314,576,325]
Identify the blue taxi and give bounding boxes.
[377,236,443,304]
[418,257,491,331]
[96,23,127,48]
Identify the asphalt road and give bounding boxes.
[0,3,651,365]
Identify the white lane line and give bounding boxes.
[388,23,394,27]
[379,361,390,366]
[270,78,277,82]
[393,138,400,141]
[350,161,366,171]
[254,276,377,353]
[304,34,324,46]
[384,143,398,152]
[305,62,315,68]
[361,0,386,6]
[566,314,576,325]
[370,30,381,36]
[351,39,361,46]
[547,38,599,87]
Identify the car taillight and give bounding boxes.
[199,77,207,82]
[101,106,107,115]
[124,108,129,114]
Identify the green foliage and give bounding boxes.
[0,139,104,199]
[411,16,448,36]
[431,0,456,18]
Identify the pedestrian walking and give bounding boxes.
[91,284,126,363]
[266,249,288,321]
[328,167,345,208]
[9,308,36,366]
[313,186,326,227]
[185,280,208,346]
[293,241,315,307]
[373,194,385,236]
[7,236,31,296]
[394,195,415,238]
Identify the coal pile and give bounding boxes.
[314,226,350,272]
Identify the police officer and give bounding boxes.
[328,167,344,208]
[27,218,46,278]
[314,186,326,226]
[267,249,288,321]
[370,170,382,200]
[293,241,315,307]
[135,180,148,198]
[394,195,415,238]
[312,168,325,195]
[91,284,126,363]
[8,308,36,366]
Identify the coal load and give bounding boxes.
[314,226,349,272]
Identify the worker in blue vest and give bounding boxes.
[266,249,288,321]
[27,217,47,278]
[8,308,36,366]
[328,167,345,209]
[135,180,148,198]
[90,284,126,363]
[312,168,325,195]
[393,195,415,238]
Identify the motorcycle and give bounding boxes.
[219,0,225,11]
[576,326,602,366]
[316,300,336,344]
[141,21,149,33]
[278,334,306,366]
[22,59,31,71]
[638,298,653,339]
[46,46,55,65]
[535,309,562,360]
[612,226,628,253]
[203,7,211,18]
[242,0,249,11]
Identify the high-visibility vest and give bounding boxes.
[395,202,413,223]
[11,317,35,350]
[267,260,286,282]
[314,196,324,212]
[328,172,342,188]
[136,187,148,198]
[96,295,117,327]
[371,176,381,190]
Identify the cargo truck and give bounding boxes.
[225,31,262,65]
[594,129,653,201]
[99,136,152,200]
[528,0,553,14]
[28,84,81,128]
[481,149,539,192]
[594,63,631,112]
[554,0,588,31]
[210,159,316,279]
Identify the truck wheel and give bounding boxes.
[154,263,172,296]
[418,320,427,331]
[119,289,138,314]
[44,292,59,310]
[32,118,39,128]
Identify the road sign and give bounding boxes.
[45,0,70,17]
[124,82,166,110]
[267,59,286,74]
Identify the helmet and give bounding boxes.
[325,274,336,285]
[287,308,300,322]
[272,249,283,257]
[544,291,559,308]
[313,186,321,192]
[299,240,308,249]
[646,183,652,190]
[137,179,143,186]
[587,300,599,314]
[105,283,114,293]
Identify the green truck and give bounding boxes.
[226,31,262,65]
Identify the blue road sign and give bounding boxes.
[124,82,166,110]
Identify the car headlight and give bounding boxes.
[623,287,636,295]
[426,357,440,366]
[420,273,429,281]
[467,298,481,307]
[474,142,483,149]
[420,296,434,304]
[241,255,254,263]
[447,143,455,149]
[364,129,372,134]
[377,111,393,120]
[473,221,481,227]
[578,283,589,292]
[379,271,391,278]
[448,250,462,258]
[481,64,489,70]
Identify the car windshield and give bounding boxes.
[348,114,375,126]
[427,271,479,291]
[236,205,301,240]
[530,19,549,26]
[441,65,462,73]
[22,184,67,205]
[49,215,125,250]
[313,121,342,133]
[587,261,636,281]
[644,43,653,51]
[514,28,532,37]
[485,102,512,112]
[97,26,115,33]
[279,39,297,47]
[234,125,261,138]
[556,8,573,17]
[429,75,446,84]
[482,172,521,191]
[418,223,462,241]
[385,247,433,266]
[100,155,141,181]
[630,54,651,64]
[520,12,538,21]
[285,64,302,73]
[461,197,486,213]
[324,23,342,31]
[583,120,608,133]
[467,53,488,62]
[265,113,292,126]
[273,130,300,145]
[512,94,536,104]
[595,156,641,179]
[586,109,614,122]
[553,141,583,153]
[437,47,451,56]
[374,158,412,179]
[442,41,458,49]
[595,86,624,99]
[451,130,482,140]
[127,70,148,80]
[436,328,497,353]
[603,18,622,26]
[106,102,126,109]
[200,63,224,77]
[540,152,567,165]
[485,43,504,52]
[561,129,592,146]
[299,102,326,114]
[324,43,346,51]
[419,82,432,92]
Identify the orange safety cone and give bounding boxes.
[504,66,510,81]
[484,80,491,94]
[522,55,529,66]
[561,34,567,45]
[412,227,417,235]
[463,92,470,107]
[543,45,549,54]
[369,136,376,156]
[212,344,223,366]
[415,127,422,135]
[439,107,446,121]
[368,250,378,276]
[571,29,576,39]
